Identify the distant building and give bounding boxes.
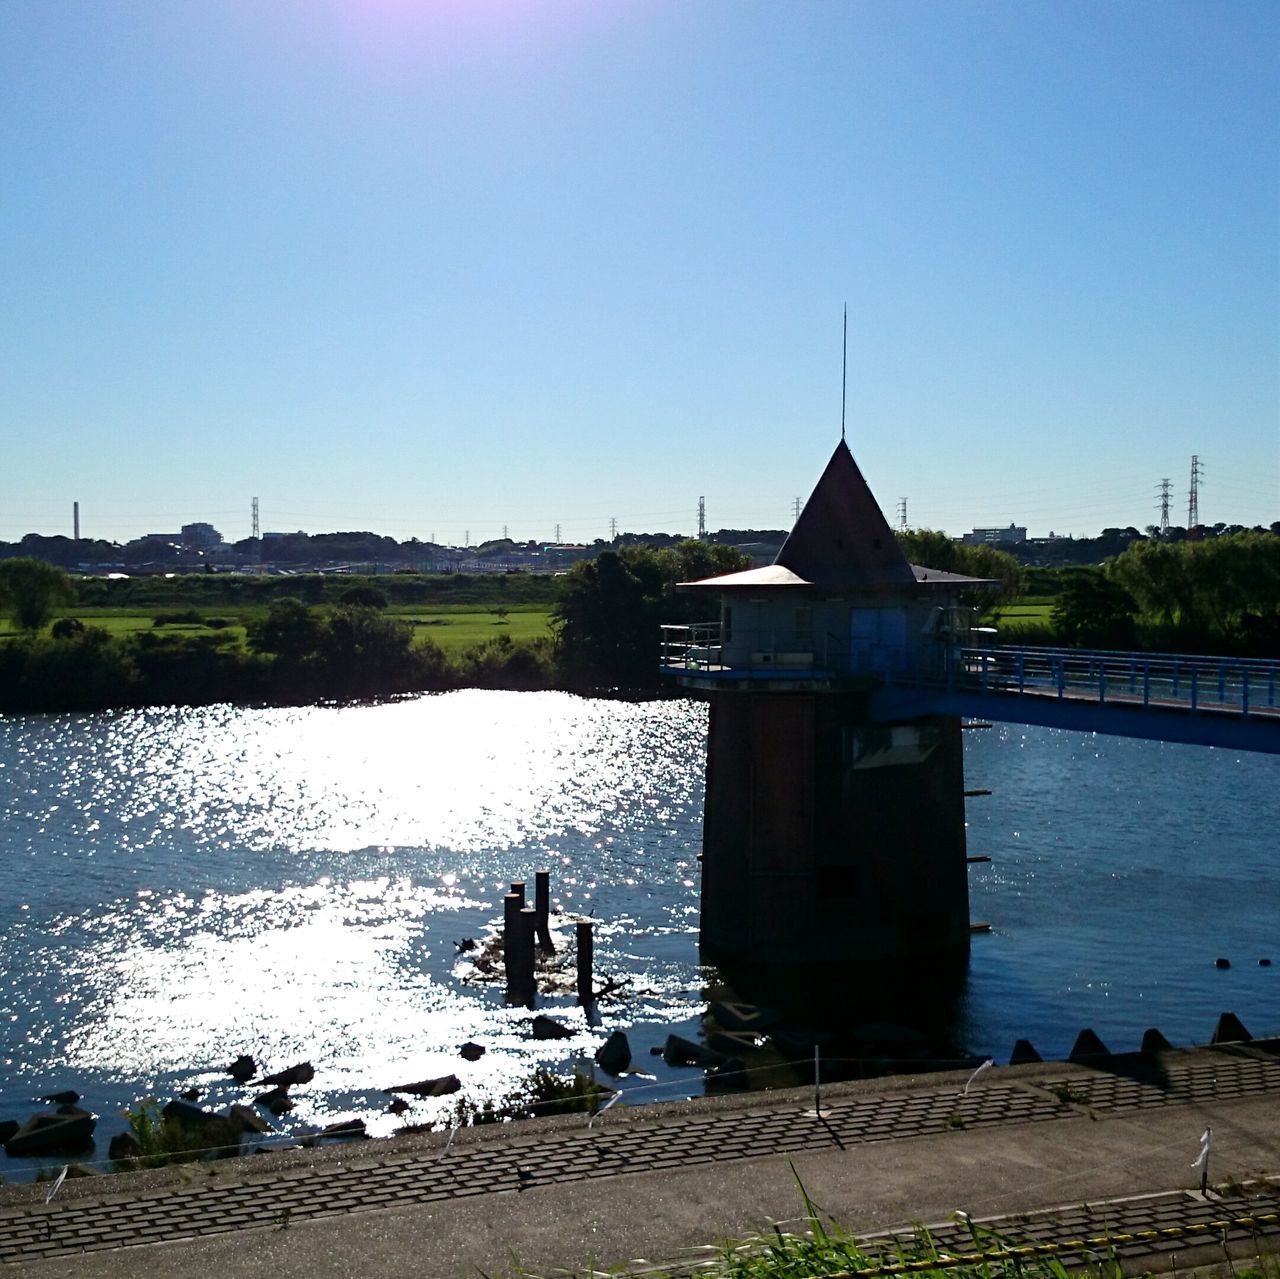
[962,524,1027,546]
[180,522,223,548]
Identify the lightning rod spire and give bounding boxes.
[841,303,847,442]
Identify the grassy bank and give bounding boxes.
[0,607,561,714]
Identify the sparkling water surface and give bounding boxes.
[0,690,1276,1177]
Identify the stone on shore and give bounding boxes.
[161,1100,243,1150]
[108,1131,141,1161]
[384,1074,461,1098]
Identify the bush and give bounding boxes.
[338,585,388,609]
[0,629,138,713]
[457,635,556,689]
[112,1100,240,1171]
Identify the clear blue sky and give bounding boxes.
[2,0,1276,545]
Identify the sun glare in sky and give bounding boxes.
[0,2,1275,541]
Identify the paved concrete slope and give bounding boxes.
[1,1042,1279,1277]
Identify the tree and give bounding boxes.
[553,542,750,686]
[1050,570,1138,649]
[0,558,75,631]
[895,530,1023,607]
[245,597,323,663]
[554,550,654,685]
[315,606,423,694]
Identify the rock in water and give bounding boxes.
[708,1029,765,1056]
[662,1034,729,1070]
[226,1055,256,1083]
[254,1087,294,1116]
[595,1030,631,1076]
[5,1109,96,1157]
[383,1074,461,1098]
[257,1061,315,1088]
[531,1015,573,1040]
[226,1104,273,1134]
[709,1001,784,1033]
[39,1090,80,1106]
[459,1041,486,1062]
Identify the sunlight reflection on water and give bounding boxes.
[0,692,711,1163]
[1,693,1277,1179]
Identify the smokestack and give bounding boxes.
[73,501,80,542]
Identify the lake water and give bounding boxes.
[1,690,1276,1175]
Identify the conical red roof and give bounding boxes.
[773,440,916,588]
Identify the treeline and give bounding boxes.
[0,542,750,713]
[72,571,560,610]
[1045,532,1280,655]
[895,530,1023,604]
[1015,521,1280,567]
[0,607,557,714]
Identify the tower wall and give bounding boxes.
[700,689,969,976]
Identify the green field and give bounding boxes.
[988,595,1057,638]
[0,606,556,655]
[393,607,554,652]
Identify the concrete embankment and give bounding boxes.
[1,1041,1279,1277]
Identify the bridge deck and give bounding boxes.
[661,637,1280,754]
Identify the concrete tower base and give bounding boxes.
[700,689,970,996]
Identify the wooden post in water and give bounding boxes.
[534,870,554,951]
[575,920,594,1004]
[517,906,538,1003]
[503,892,524,993]
[510,881,526,908]
[504,893,535,1004]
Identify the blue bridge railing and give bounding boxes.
[957,646,1280,719]
[660,624,1280,723]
